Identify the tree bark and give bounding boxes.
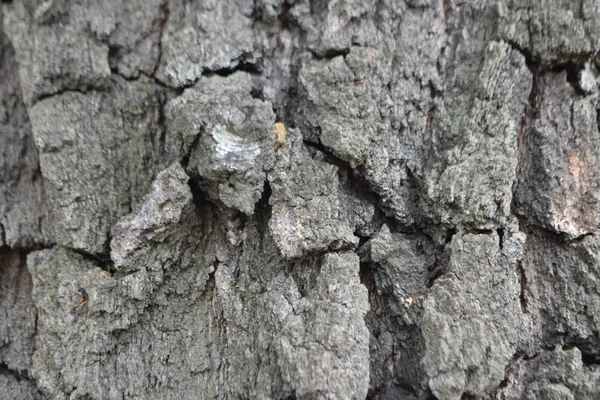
[1,1,599,399]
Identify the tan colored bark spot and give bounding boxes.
[569,151,583,189]
[273,122,286,148]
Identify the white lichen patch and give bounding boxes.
[210,124,261,172]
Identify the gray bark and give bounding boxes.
[1,0,599,399]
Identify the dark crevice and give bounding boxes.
[552,61,588,96]
[181,131,201,170]
[358,255,375,305]
[254,180,272,237]
[443,227,457,245]
[308,47,350,60]
[506,40,538,73]
[580,349,600,366]
[424,82,437,154]
[511,70,538,229]
[516,260,529,314]
[496,363,515,391]
[202,58,261,78]
[302,138,402,233]
[70,248,115,275]
[355,231,370,251]
[567,231,596,243]
[187,178,212,218]
[33,86,94,107]
[563,339,600,366]
[507,40,592,96]
[155,86,168,159]
[204,259,218,296]
[506,38,595,75]
[0,243,55,258]
[468,227,494,235]
[250,83,264,100]
[0,362,32,382]
[597,92,600,140]
[152,0,171,76]
[581,352,600,366]
[497,227,505,250]
[426,267,445,288]
[518,222,595,244]
[154,56,262,90]
[278,0,295,30]
[108,46,120,72]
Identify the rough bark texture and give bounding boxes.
[1,1,600,399]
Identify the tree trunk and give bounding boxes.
[1,1,599,399]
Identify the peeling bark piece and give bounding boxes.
[297,52,377,168]
[502,0,600,67]
[361,225,436,398]
[28,77,158,255]
[111,163,211,274]
[28,164,217,399]
[155,0,255,87]
[290,0,378,56]
[422,227,526,400]
[87,0,164,78]
[362,2,444,225]
[4,0,164,104]
[0,12,53,247]
[294,0,445,225]
[275,252,370,399]
[3,1,111,105]
[0,248,36,373]
[514,71,600,238]
[424,41,531,231]
[523,233,600,348]
[168,72,276,215]
[268,131,358,258]
[494,347,600,400]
